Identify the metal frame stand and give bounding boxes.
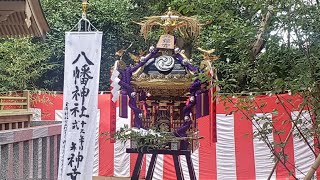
[126,148,196,180]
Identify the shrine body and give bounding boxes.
[110,8,217,180]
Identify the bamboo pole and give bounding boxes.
[268,108,306,179]
[268,126,294,179]
[304,154,320,180]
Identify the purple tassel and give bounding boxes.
[196,90,209,119]
[119,90,128,118]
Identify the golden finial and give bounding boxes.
[167,7,173,16]
[82,0,89,18]
[129,50,147,63]
[197,47,220,61]
[137,7,200,39]
[115,43,133,61]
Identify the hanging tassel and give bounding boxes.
[196,90,209,119]
[119,90,128,118]
[210,86,217,143]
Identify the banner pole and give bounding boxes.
[81,0,88,31]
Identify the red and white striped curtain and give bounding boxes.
[54,93,319,180]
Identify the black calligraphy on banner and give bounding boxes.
[66,51,94,180]
[59,102,70,177]
[66,166,81,180]
[63,102,69,143]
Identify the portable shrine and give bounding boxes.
[111,8,217,180]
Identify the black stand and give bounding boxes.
[126,148,196,180]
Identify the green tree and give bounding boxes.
[1,0,319,94]
[0,38,51,91]
[38,0,152,91]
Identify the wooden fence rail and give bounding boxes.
[0,124,61,180]
[0,90,33,131]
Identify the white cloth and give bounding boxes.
[58,32,102,180]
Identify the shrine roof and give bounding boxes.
[0,0,49,37]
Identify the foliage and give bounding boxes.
[0,0,319,177]
[102,125,177,151]
[38,0,158,91]
[219,94,313,179]
[166,0,320,94]
[0,0,318,94]
[183,2,320,176]
[0,38,51,91]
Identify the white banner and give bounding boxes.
[58,32,103,180]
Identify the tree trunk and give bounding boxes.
[251,6,273,60]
